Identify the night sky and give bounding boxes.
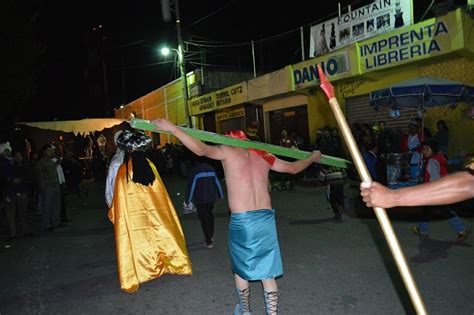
[7,0,449,122]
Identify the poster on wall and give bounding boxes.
[309,0,413,58]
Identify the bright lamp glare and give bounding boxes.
[161,47,170,56]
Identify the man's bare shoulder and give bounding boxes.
[210,144,238,160]
[219,145,241,153]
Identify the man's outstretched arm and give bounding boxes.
[153,119,225,160]
[360,170,474,208]
[271,150,322,174]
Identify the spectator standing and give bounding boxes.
[331,127,344,158]
[401,120,425,166]
[0,142,13,205]
[319,126,336,156]
[314,129,323,150]
[97,133,107,158]
[377,120,398,155]
[290,131,304,150]
[361,124,375,156]
[363,142,379,181]
[4,151,33,241]
[279,128,297,149]
[433,120,449,157]
[63,152,85,202]
[351,123,363,149]
[411,140,470,242]
[35,144,61,232]
[52,151,68,225]
[415,117,432,138]
[319,167,346,221]
[185,157,224,248]
[28,151,40,211]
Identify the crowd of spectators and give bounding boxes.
[1,119,453,243]
[0,142,85,244]
[351,119,450,185]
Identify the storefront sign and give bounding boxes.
[216,108,245,122]
[292,51,350,89]
[190,83,247,115]
[190,95,215,114]
[358,13,456,72]
[310,0,413,58]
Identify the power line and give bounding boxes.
[169,54,178,81]
[188,61,236,68]
[186,31,238,45]
[186,0,238,29]
[106,40,145,51]
[113,60,175,71]
[185,40,250,48]
[184,0,365,48]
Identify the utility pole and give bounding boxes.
[174,0,192,127]
[251,40,256,78]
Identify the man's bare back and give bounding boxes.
[219,146,272,212]
[153,117,321,211]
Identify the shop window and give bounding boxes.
[269,105,309,149]
[220,117,245,135]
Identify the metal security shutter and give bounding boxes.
[345,95,417,133]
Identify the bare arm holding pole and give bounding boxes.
[317,64,427,315]
[361,167,474,208]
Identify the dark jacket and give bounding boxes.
[185,163,223,205]
[4,162,32,195]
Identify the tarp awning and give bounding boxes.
[370,76,474,108]
[20,118,128,135]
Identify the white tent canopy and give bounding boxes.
[20,118,128,135]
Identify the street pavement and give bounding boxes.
[0,175,473,314]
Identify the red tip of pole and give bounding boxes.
[317,64,335,100]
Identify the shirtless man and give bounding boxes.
[154,118,321,315]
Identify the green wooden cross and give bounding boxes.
[130,118,351,169]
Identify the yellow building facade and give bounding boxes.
[116,9,474,156]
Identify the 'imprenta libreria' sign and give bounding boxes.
[357,11,460,72]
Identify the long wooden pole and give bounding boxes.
[317,64,427,314]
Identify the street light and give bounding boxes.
[160,47,171,56]
[160,45,192,127]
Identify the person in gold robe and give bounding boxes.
[108,130,192,293]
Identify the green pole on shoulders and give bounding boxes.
[130,118,352,169]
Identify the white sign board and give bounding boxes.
[310,0,413,57]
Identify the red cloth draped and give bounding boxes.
[225,130,276,166]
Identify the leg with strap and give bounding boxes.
[263,290,279,315]
[234,287,252,315]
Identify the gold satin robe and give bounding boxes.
[108,159,192,293]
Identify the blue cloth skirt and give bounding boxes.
[228,209,283,280]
